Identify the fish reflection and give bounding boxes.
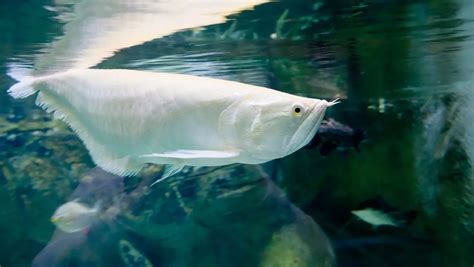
[31,0,269,74]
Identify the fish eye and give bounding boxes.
[292,104,304,117]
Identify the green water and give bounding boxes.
[1,0,474,266]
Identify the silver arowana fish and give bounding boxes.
[8,69,337,177]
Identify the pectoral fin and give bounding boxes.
[140,149,240,159]
[151,164,185,186]
[142,149,240,186]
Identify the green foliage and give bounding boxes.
[171,0,330,41]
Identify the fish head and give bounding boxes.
[230,93,335,161]
[51,205,74,229]
[50,201,93,233]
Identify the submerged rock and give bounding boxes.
[118,240,153,267]
[261,222,335,267]
[306,118,365,156]
[0,110,94,264]
[32,165,335,267]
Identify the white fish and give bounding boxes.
[351,208,399,227]
[51,200,99,233]
[8,68,337,177]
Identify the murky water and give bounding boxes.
[1,0,474,266]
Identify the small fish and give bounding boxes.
[357,196,418,225]
[51,200,99,233]
[351,208,399,227]
[8,68,337,177]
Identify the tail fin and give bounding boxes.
[7,66,38,98]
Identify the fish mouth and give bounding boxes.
[51,217,60,223]
[288,100,329,154]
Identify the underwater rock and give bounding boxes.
[118,240,153,267]
[32,232,89,267]
[32,221,124,267]
[4,131,92,196]
[260,222,335,267]
[0,110,93,250]
[115,164,335,267]
[0,117,18,133]
[306,118,365,156]
[68,167,124,206]
[0,112,63,136]
[34,164,335,267]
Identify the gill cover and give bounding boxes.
[219,95,334,162]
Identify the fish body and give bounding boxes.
[51,201,98,233]
[351,208,399,227]
[8,68,335,176]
